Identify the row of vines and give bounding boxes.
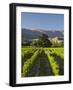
[21,47,64,77]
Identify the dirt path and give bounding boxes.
[26,51,54,77]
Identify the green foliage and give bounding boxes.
[45,50,59,75]
[38,34,52,47]
[22,50,40,77]
[22,51,34,72]
[53,48,64,60]
[48,48,64,60]
[30,33,52,47]
[52,42,64,47]
[30,40,38,46]
[21,47,64,77]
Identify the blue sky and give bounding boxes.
[21,12,64,31]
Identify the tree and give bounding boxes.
[31,40,38,46]
[37,33,52,47]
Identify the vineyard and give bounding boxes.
[21,47,64,77]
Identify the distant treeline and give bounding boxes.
[22,33,64,47]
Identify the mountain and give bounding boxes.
[22,28,64,41]
[22,28,41,40]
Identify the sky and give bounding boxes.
[21,12,64,31]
